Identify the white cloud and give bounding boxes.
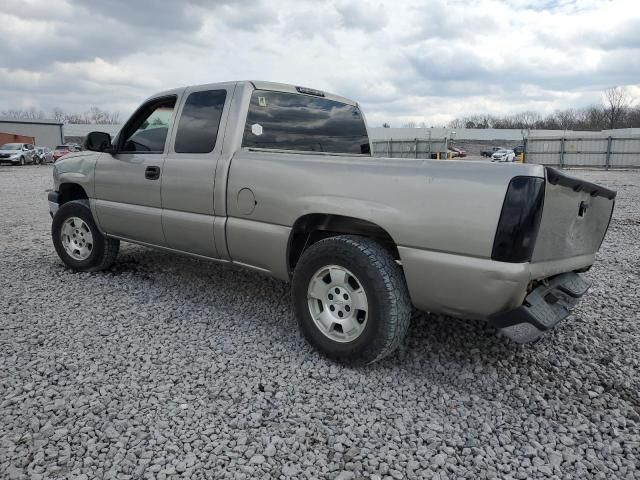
[0,0,639,126]
[335,1,388,31]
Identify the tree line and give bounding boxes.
[384,87,638,131]
[445,87,638,131]
[1,106,120,125]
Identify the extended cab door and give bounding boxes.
[94,95,179,246]
[161,84,234,258]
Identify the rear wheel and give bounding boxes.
[52,201,119,272]
[19,156,25,166]
[292,235,411,364]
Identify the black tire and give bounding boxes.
[52,201,119,272]
[292,235,412,364]
[19,156,25,166]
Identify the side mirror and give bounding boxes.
[85,131,113,152]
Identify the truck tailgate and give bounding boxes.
[532,167,615,263]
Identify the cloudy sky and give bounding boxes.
[1,0,639,126]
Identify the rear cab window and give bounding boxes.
[242,90,370,155]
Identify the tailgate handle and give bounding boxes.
[145,166,161,180]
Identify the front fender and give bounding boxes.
[53,153,100,197]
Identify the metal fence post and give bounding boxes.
[415,138,418,159]
[560,137,566,168]
[388,138,392,158]
[605,136,612,170]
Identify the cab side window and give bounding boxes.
[120,97,176,153]
[174,90,227,154]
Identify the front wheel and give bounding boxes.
[19,156,25,166]
[52,201,119,272]
[292,235,411,364]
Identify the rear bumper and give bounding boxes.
[398,246,595,321]
[399,247,531,319]
[488,272,590,343]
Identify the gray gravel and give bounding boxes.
[1,165,639,479]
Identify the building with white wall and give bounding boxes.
[0,118,64,149]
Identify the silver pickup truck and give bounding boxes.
[48,81,615,364]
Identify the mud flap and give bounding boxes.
[489,272,591,343]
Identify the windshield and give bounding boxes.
[0,144,21,150]
[495,149,508,154]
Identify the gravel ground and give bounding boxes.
[1,165,638,480]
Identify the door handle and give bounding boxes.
[145,165,161,180]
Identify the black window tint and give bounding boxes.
[121,97,176,153]
[175,90,227,153]
[242,90,370,155]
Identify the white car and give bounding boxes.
[491,149,516,162]
[0,143,36,166]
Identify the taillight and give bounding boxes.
[491,176,545,263]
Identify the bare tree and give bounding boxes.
[517,111,542,129]
[580,105,607,130]
[65,113,89,124]
[554,108,578,130]
[107,111,120,124]
[603,86,631,129]
[627,105,640,129]
[51,107,65,123]
[402,121,417,128]
[381,122,391,128]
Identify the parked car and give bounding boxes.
[53,145,79,162]
[491,149,516,162]
[481,146,503,157]
[34,147,54,164]
[0,143,36,165]
[513,145,525,157]
[448,146,467,158]
[48,81,616,363]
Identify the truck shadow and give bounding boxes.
[105,243,517,363]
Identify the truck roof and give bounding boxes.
[146,81,358,107]
[248,81,357,106]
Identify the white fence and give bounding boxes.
[525,135,640,168]
[371,138,448,159]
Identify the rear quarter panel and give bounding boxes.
[225,151,545,279]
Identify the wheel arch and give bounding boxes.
[287,213,400,277]
[58,183,89,206]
